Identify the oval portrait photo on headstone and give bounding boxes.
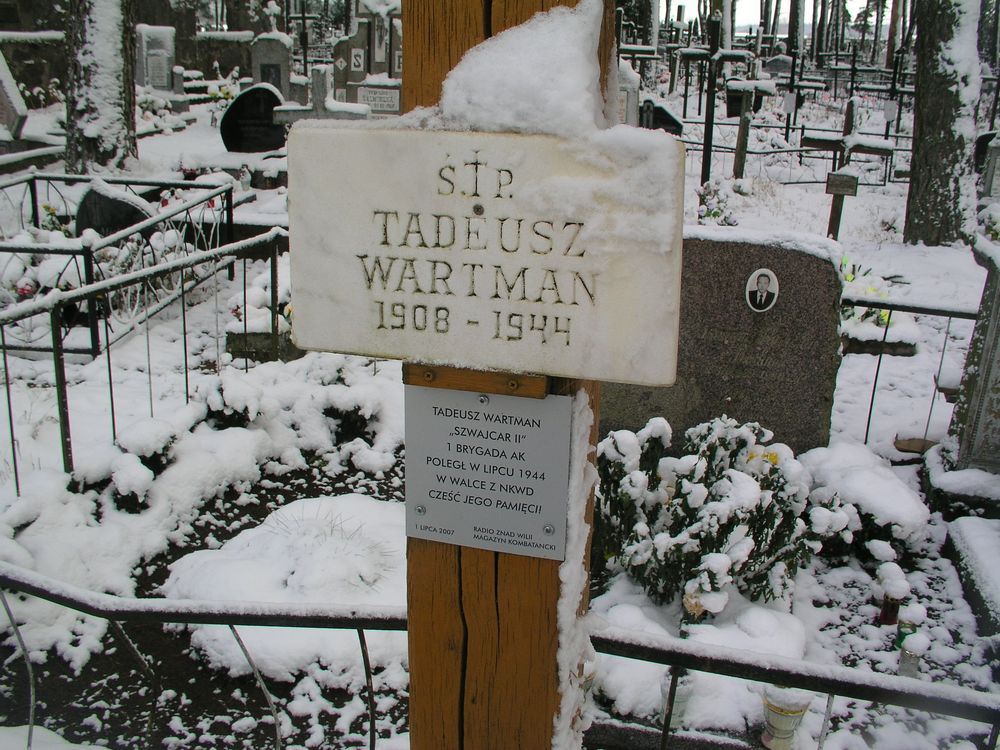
[746,268,779,312]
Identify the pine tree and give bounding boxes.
[903,0,981,244]
[65,0,138,173]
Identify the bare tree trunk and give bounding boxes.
[65,0,137,174]
[816,0,828,58]
[787,0,804,51]
[978,0,999,63]
[811,0,820,57]
[904,0,981,244]
[824,0,836,50]
[770,0,782,43]
[859,0,873,52]
[872,0,886,62]
[885,0,902,66]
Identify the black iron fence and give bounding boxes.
[0,228,286,490]
[0,559,996,750]
[0,175,238,358]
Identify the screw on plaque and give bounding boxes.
[479,394,489,405]
[543,524,555,536]
[415,505,426,516]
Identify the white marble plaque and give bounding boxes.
[358,86,400,113]
[288,128,683,385]
[404,385,572,560]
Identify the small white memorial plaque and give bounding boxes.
[404,385,572,560]
[358,86,400,113]
[289,128,683,385]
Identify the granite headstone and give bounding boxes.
[75,180,156,238]
[220,83,286,152]
[601,233,842,453]
[135,24,176,90]
[251,32,292,100]
[0,50,26,139]
[763,54,793,76]
[950,248,1000,473]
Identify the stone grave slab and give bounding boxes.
[950,247,1000,473]
[251,32,292,100]
[763,54,793,75]
[220,83,286,152]
[75,180,156,238]
[136,24,176,90]
[0,50,26,139]
[601,232,842,453]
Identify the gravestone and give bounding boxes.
[330,0,402,114]
[75,180,156,238]
[601,232,842,453]
[763,54,793,76]
[135,24,176,90]
[950,248,1000,473]
[0,50,26,139]
[981,137,1000,197]
[640,98,683,135]
[974,131,996,175]
[273,64,371,125]
[251,32,293,100]
[618,60,640,126]
[220,83,286,152]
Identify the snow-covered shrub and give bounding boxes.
[597,417,856,614]
[799,443,930,563]
[227,254,292,335]
[838,256,919,345]
[695,179,738,226]
[18,79,64,109]
[978,202,1000,242]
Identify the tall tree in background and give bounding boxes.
[815,0,828,57]
[787,0,804,51]
[619,0,654,41]
[65,0,137,173]
[978,0,999,65]
[871,0,887,63]
[904,0,981,244]
[885,0,903,65]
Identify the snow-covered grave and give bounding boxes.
[0,0,996,748]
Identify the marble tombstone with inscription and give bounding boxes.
[602,233,842,453]
[289,128,684,385]
[135,24,175,90]
[330,0,402,116]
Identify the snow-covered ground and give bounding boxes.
[0,3,996,748]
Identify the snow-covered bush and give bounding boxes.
[227,253,292,335]
[799,442,930,562]
[695,179,737,226]
[19,79,64,109]
[596,417,856,615]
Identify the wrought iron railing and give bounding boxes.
[0,228,286,488]
[0,559,996,750]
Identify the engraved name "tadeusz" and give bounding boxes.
[354,149,600,346]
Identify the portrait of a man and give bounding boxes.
[746,269,778,312]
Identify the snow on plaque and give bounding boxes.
[288,126,683,385]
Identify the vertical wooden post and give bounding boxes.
[401,3,612,748]
[733,90,753,179]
